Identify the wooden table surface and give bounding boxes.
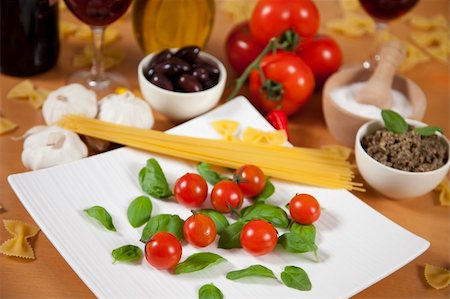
[1,0,449,298]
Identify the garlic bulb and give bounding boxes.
[22,126,88,170]
[98,91,154,129]
[42,83,97,125]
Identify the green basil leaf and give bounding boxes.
[280,266,312,291]
[111,245,143,263]
[198,283,223,299]
[253,180,275,203]
[139,158,172,199]
[140,214,184,243]
[240,203,289,228]
[175,252,226,274]
[414,126,444,137]
[84,206,116,231]
[381,110,408,133]
[127,195,152,228]
[197,162,230,185]
[226,264,276,280]
[290,223,316,244]
[197,209,229,235]
[218,221,245,249]
[278,232,317,253]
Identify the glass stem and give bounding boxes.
[373,21,389,62]
[90,26,105,82]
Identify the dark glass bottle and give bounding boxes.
[1,0,60,76]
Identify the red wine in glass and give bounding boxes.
[359,0,419,21]
[65,0,132,26]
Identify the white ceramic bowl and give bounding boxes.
[355,119,450,199]
[138,50,226,122]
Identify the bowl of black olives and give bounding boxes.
[138,46,226,121]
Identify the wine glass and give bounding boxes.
[64,0,132,93]
[359,0,419,69]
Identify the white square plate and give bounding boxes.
[9,97,429,299]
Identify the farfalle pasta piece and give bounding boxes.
[6,80,50,109]
[0,116,18,135]
[424,264,450,289]
[60,21,79,39]
[242,127,287,145]
[210,120,240,141]
[407,15,448,31]
[0,220,40,259]
[73,45,124,70]
[220,0,257,23]
[73,24,120,45]
[410,30,449,64]
[321,145,352,160]
[327,14,375,37]
[435,177,450,206]
[339,0,360,13]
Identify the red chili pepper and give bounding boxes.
[266,109,289,140]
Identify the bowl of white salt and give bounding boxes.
[322,66,426,147]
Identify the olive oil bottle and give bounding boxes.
[132,0,215,54]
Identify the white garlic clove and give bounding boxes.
[22,126,88,170]
[98,91,154,129]
[11,125,48,141]
[42,83,97,125]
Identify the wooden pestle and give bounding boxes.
[355,40,406,109]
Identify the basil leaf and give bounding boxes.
[111,245,142,263]
[278,232,317,253]
[127,195,152,228]
[218,221,245,249]
[84,206,116,231]
[280,266,312,291]
[290,223,316,244]
[198,283,223,299]
[175,252,226,274]
[139,158,172,199]
[197,162,230,185]
[197,209,229,235]
[240,203,289,228]
[253,180,275,203]
[381,110,408,133]
[226,264,276,280]
[140,214,184,243]
[414,126,444,137]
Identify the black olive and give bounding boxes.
[202,79,217,90]
[149,73,174,91]
[148,49,173,69]
[193,57,220,80]
[143,67,155,81]
[176,74,202,92]
[174,46,201,63]
[154,61,179,78]
[167,57,191,73]
[191,67,209,83]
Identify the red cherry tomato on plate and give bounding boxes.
[240,220,278,256]
[183,213,217,247]
[145,232,182,270]
[210,180,243,213]
[249,51,315,116]
[225,21,265,75]
[250,0,320,45]
[174,173,208,207]
[289,193,321,224]
[234,164,266,197]
[296,34,343,88]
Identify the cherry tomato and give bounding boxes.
[225,21,265,75]
[234,164,266,197]
[296,34,343,88]
[249,51,315,116]
[240,220,278,256]
[183,213,217,247]
[174,173,208,207]
[145,232,182,270]
[210,180,243,213]
[250,0,320,45]
[289,193,321,224]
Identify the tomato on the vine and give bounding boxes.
[210,180,243,213]
[183,213,217,247]
[240,220,278,256]
[234,164,266,197]
[145,232,182,270]
[249,51,315,116]
[226,21,265,75]
[174,173,208,207]
[289,193,321,224]
[296,34,343,88]
[249,0,320,45]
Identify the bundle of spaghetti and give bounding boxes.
[59,115,364,191]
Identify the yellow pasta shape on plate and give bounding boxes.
[0,220,40,259]
[0,116,18,135]
[424,264,450,289]
[211,120,240,139]
[321,145,352,160]
[242,127,287,145]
